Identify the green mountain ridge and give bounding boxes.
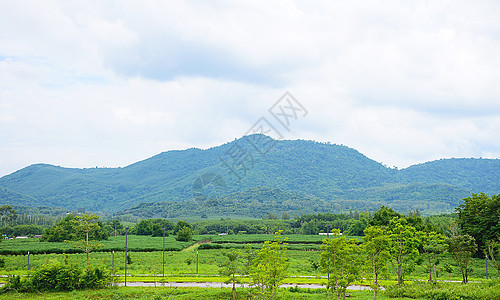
[0,135,498,217]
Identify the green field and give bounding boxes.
[0,286,388,300]
[0,235,205,255]
[1,235,497,282]
[1,234,500,299]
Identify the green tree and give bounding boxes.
[175,226,193,242]
[362,226,390,300]
[345,218,369,236]
[448,234,477,283]
[41,214,107,242]
[485,240,500,275]
[421,231,447,284]
[320,229,361,300]
[251,231,289,300]
[0,205,16,227]
[70,214,103,269]
[241,244,256,299]
[456,193,500,254]
[219,249,242,300]
[301,220,319,235]
[387,217,422,286]
[173,220,192,234]
[369,206,402,227]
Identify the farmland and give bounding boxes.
[1,234,498,281]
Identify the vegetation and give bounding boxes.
[362,226,390,299]
[69,214,104,269]
[320,229,361,300]
[251,231,289,300]
[40,214,108,243]
[218,249,242,300]
[0,205,16,227]
[456,193,500,255]
[1,136,498,216]
[1,198,500,299]
[448,234,477,283]
[2,261,110,293]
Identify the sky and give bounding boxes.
[1,0,499,177]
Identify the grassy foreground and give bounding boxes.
[0,286,382,300]
[3,281,500,300]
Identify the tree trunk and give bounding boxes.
[86,231,89,270]
[432,261,438,285]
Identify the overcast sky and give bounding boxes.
[1,0,499,177]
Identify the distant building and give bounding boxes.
[15,236,29,239]
[33,235,42,238]
[319,232,342,235]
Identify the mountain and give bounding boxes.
[0,135,498,217]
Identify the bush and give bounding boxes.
[384,281,500,300]
[175,226,193,242]
[0,261,111,293]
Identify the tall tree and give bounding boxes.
[219,249,242,300]
[421,231,447,284]
[362,226,390,300]
[448,234,477,284]
[456,193,500,254]
[369,206,402,227]
[0,205,16,227]
[387,217,422,286]
[251,231,289,300]
[241,244,256,299]
[320,229,361,300]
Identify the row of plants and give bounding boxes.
[1,261,111,293]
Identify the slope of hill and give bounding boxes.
[0,134,498,216]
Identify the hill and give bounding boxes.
[0,134,498,217]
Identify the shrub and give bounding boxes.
[384,281,500,300]
[175,226,193,242]
[0,261,111,293]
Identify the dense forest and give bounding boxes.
[0,135,498,217]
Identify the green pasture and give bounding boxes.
[0,234,498,289]
[0,286,386,300]
[208,233,361,244]
[1,248,497,282]
[0,235,205,255]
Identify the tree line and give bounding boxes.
[217,193,499,300]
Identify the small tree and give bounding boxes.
[70,214,103,269]
[421,231,447,284]
[219,249,242,300]
[251,231,289,300]
[387,217,422,286]
[175,226,193,242]
[485,240,500,275]
[320,229,361,300]
[362,226,390,300]
[241,244,256,299]
[448,234,477,284]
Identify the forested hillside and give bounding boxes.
[0,135,498,217]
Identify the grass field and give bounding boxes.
[0,286,385,300]
[0,235,205,255]
[1,248,497,282]
[1,282,499,300]
[1,234,500,299]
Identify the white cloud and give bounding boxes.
[0,0,499,176]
